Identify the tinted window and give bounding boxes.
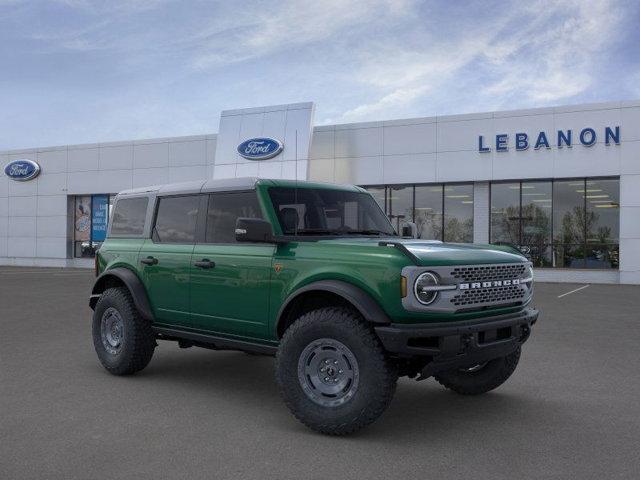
[110,197,148,236]
[206,192,262,243]
[444,184,473,243]
[388,185,413,232]
[490,182,520,244]
[268,187,395,236]
[414,185,442,240]
[153,195,200,243]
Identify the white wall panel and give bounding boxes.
[37,172,67,195]
[8,217,36,237]
[37,195,67,217]
[99,144,133,170]
[308,159,335,182]
[383,153,436,184]
[168,165,208,183]
[132,167,169,188]
[383,123,436,155]
[169,140,207,167]
[36,237,67,258]
[8,178,37,196]
[620,106,640,142]
[335,156,383,185]
[8,196,37,217]
[37,149,67,173]
[620,140,640,175]
[134,142,169,169]
[335,127,382,158]
[437,151,492,182]
[37,215,67,237]
[8,237,36,257]
[438,118,493,152]
[0,198,7,217]
[68,147,99,171]
[309,130,335,159]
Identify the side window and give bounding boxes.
[205,192,262,243]
[110,197,148,236]
[153,195,200,244]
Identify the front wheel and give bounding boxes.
[434,347,521,395]
[276,307,398,435]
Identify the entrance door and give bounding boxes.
[139,194,201,328]
[190,191,274,338]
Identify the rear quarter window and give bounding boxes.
[110,197,149,236]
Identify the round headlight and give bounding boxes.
[414,272,439,305]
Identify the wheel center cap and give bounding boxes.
[326,366,336,376]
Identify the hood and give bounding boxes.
[397,240,526,266]
[317,237,527,266]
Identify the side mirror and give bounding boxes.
[401,221,418,239]
[235,218,274,243]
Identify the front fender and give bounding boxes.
[90,267,154,321]
[275,279,391,334]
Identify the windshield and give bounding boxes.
[268,187,397,236]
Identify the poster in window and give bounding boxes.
[91,195,109,242]
[75,196,91,242]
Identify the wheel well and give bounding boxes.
[276,290,360,338]
[93,274,126,295]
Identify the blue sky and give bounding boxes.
[1,0,639,150]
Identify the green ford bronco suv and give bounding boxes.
[90,177,538,435]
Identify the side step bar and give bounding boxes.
[153,326,278,356]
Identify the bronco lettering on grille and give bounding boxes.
[459,278,521,290]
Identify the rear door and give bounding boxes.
[190,191,274,338]
[139,194,201,328]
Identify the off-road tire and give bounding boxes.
[92,287,156,375]
[434,347,521,395]
[276,307,397,435]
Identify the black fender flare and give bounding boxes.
[276,280,391,335]
[89,268,154,321]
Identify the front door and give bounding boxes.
[190,191,274,338]
[139,194,201,328]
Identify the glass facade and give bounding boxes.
[364,184,474,242]
[73,194,116,257]
[490,178,619,269]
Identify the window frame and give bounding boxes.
[150,193,204,245]
[199,189,265,245]
[489,176,620,269]
[108,195,150,239]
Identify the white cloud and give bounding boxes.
[334,0,625,122]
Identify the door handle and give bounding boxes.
[140,256,158,265]
[194,259,215,269]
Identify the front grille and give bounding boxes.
[451,264,527,283]
[451,285,525,307]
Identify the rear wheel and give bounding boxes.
[276,307,397,435]
[92,287,156,375]
[434,347,521,395]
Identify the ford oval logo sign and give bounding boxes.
[4,159,41,181]
[237,137,283,160]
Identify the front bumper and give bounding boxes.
[375,308,538,377]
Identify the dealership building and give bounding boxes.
[1,100,639,284]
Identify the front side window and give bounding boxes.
[205,192,262,243]
[110,196,148,237]
[153,195,199,244]
[268,187,396,236]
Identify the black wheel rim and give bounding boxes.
[297,338,359,407]
[101,307,124,355]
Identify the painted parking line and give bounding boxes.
[557,284,590,298]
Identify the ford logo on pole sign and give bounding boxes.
[237,138,283,160]
[4,159,41,181]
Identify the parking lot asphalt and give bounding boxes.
[1,267,639,480]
